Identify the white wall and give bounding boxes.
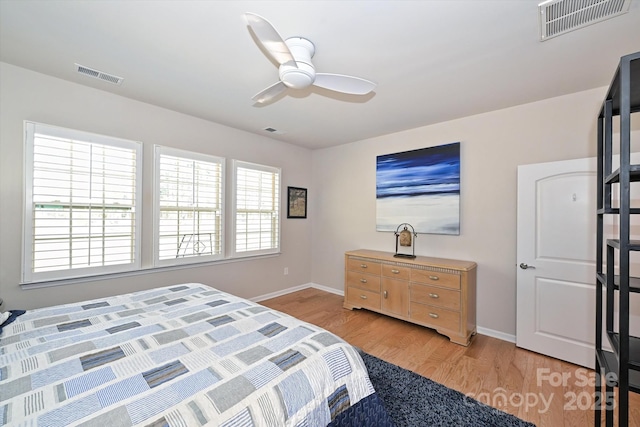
[0,62,313,309]
[310,87,612,337]
[3,60,637,341]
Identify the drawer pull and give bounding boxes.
[429,313,439,319]
[391,269,400,274]
[429,293,439,299]
[429,275,439,281]
[360,278,368,283]
[360,264,368,268]
[360,295,368,300]
[383,290,388,299]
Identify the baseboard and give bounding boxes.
[250,282,344,303]
[307,282,344,296]
[250,284,310,302]
[476,326,516,343]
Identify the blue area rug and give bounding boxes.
[360,352,536,427]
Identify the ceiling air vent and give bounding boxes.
[75,63,124,85]
[263,127,286,135]
[538,0,631,41]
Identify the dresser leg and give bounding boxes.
[447,332,472,346]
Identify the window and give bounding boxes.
[233,160,281,256]
[154,146,224,266]
[23,123,281,285]
[23,122,142,283]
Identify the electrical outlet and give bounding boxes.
[284,267,289,275]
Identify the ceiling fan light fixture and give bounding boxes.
[279,38,316,89]
[279,62,315,89]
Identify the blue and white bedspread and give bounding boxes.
[0,283,391,427]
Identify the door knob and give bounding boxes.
[519,263,536,270]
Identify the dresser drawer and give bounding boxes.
[411,269,460,289]
[346,271,381,292]
[347,287,381,310]
[381,263,411,280]
[410,303,460,332]
[411,284,460,311]
[347,258,382,275]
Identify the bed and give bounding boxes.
[0,283,394,426]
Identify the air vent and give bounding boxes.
[538,0,630,41]
[263,127,286,135]
[75,63,124,85]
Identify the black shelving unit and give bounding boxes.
[595,51,640,426]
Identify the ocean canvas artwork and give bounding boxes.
[376,142,460,235]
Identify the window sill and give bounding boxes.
[20,252,281,290]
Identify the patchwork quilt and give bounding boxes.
[0,283,387,426]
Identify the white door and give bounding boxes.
[517,157,597,368]
[517,156,640,368]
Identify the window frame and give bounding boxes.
[22,121,143,284]
[231,160,281,258]
[153,145,225,267]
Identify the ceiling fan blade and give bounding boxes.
[252,81,288,104]
[313,73,377,95]
[244,12,296,66]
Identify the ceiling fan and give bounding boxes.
[244,13,377,104]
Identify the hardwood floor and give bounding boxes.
[261,288,640,427]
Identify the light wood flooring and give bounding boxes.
[260,288,640,427]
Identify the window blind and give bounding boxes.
[23,122,142,283]
[234,161,280,255]
[155,147,224,265]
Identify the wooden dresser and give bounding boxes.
[344,249,477,346]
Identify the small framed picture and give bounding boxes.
[287,186,307,218]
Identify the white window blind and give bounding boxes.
[233,160,281,256]
[23,122,142,283]
[154,146,224,266]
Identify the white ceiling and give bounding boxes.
[1,0,639,149]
